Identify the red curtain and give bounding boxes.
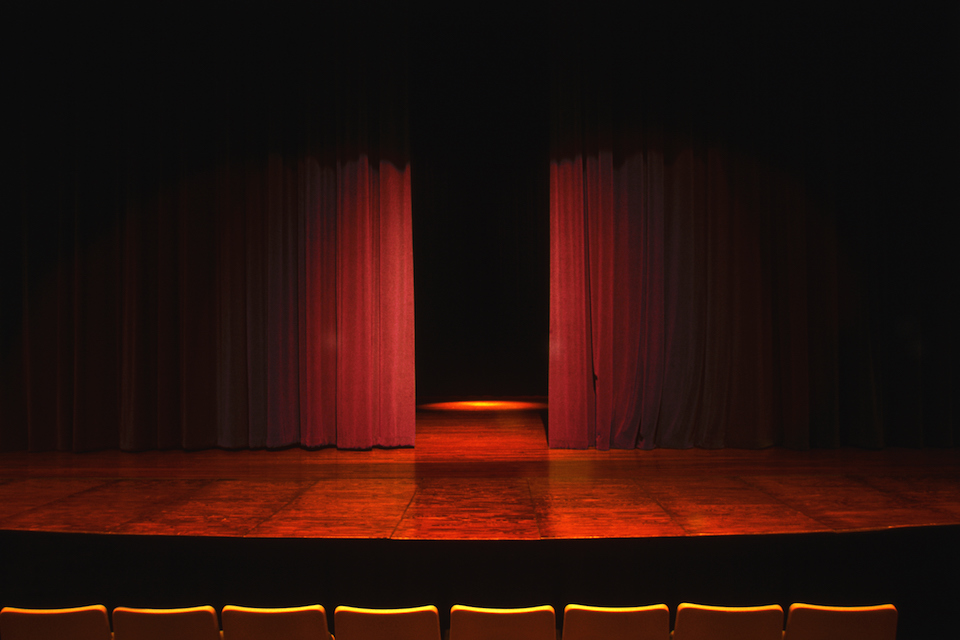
[2,8,414,451]
[551,141,824,449]
[545,4,960,450]
[548,16,835,449]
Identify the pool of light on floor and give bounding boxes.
[417,400,548,412]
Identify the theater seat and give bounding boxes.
[112,606,220,640]
[449,604,556,640]
[0,605,113,640]
[783,603,897,640]
[334,605,441,640]
[222,605,332,640]
[561,604,670,640]
[672,603,784,640]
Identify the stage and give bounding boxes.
[1,402,959,539]
[1,403,959,638]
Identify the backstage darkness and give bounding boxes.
[410,11,550,400]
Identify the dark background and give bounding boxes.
[410,7,550,399]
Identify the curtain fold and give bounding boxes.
[550,124,823,449]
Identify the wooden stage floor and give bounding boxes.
[2,402,959,540]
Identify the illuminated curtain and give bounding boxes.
[547,4,958,450]
[548,9,834,449]
[1,6,414,451]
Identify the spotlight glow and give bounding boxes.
[418,400,548,411]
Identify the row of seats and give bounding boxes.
[0,602,898,640]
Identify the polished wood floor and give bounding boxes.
[1,402,959,540]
